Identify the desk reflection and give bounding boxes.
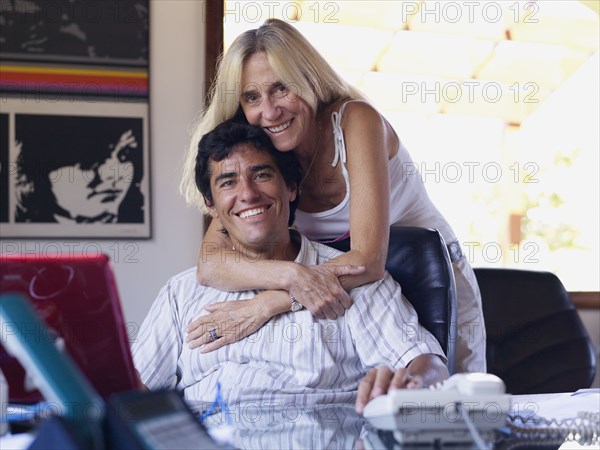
[205,403,367,449]
[203,404,589,450]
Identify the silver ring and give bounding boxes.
[209,328,218,342]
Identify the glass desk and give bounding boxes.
[2,393,597,449]
[203,399,598,450]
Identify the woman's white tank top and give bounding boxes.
[294,101,456,244]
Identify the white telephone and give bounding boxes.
[363,373,511,447]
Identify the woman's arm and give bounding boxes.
[188,214,364,351]
[198,218,296,290]
[185,290,289,352]
[197,217,364,318]
[323,101,396,290]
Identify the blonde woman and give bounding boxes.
[181,19,485,373]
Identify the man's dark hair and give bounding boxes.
[195,119,301,227]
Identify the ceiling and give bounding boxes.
[224,0,599,125]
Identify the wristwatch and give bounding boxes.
[290,293,303,312]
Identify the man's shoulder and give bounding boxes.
[297,233,397,293]
[166,266,198,284]
[160,266,209,298]
[296,235,400,298]
[298,234,345,265]
[152,266,224,314]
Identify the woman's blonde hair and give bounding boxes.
[180,18,364,211]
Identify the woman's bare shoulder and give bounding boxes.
[340,101,385,125]
[338,101,399,156]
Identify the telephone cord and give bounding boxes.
[456,401,493,450]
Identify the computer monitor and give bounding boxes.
[0,254,138,403]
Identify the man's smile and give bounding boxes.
[237,205,271,219]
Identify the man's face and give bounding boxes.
[207,144,297,253]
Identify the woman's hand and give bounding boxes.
[185,293,277,353]
[289,264,365,320]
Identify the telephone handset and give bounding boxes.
[430,372,507,396]
[363,373,510,446]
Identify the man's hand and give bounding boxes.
[355,366,424,414]
[355,355,449,414]
[289,264,365,319]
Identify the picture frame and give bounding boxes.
[0,0,149,99]
[0,98,151,239]
[0,0,149,67]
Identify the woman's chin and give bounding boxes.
[270,137,297,153]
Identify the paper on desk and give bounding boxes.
[511,389,600,422]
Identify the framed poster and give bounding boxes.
[0,113,8,223]
[0,98,151,238]
[0,0,149,99]
[0,0,149,66]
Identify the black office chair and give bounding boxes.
[474,268,596,394]
[328,227,457,374]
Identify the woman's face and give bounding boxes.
[49,130,136,221]
[240,52,312,152]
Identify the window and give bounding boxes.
[221,0,599,292]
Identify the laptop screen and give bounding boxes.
[0,254,138,403]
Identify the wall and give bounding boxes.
[2,0,206,331]
[120,0,206,329]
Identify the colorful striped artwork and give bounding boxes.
[0,64,148,98]
[0,0,151,238]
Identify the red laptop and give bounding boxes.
[0,254,138,403]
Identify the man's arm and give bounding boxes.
[132,282,182,391]
[355,354,449,414]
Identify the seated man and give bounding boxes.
[132,119,448,418]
